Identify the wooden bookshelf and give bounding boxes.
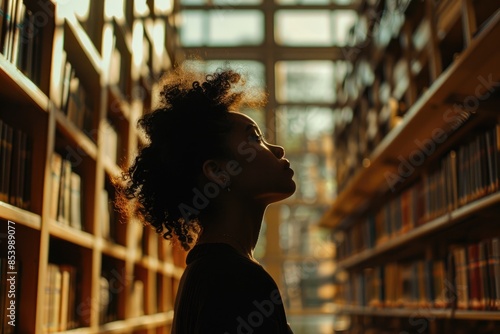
[323,1,500,333]
[0,1,181,333]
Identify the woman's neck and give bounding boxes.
[196,202,267,262]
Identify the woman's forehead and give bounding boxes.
[228,112,259,130]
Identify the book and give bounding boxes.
[467,243,482,310]
[42,263,77,333]
[2,124,13,203]
[61,159,72,225]
[69,172,82,230]
[10,1,24,65]
[488,238,500,310]
[8,128,22,206]
[50,152,62,221]
[102,119,118,165]
[101,188,110,239]
[58,265,77,331]
[478,240,490,310]
[0,120,31,208]
[452,245,469,309]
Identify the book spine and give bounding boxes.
[467,243,481,310]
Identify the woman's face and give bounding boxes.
[222,112,296,204]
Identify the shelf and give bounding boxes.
[108,85,132,121]
[101,239,128,260]
[49,219,95,249]
[55,311,174,334]
[336,191,500,270]
[55,108,98,161]
[103,156,124,179]
[64,16,102,84]
[0,201,41,230]
[336,305,500,321]
[0,55,50,110]
[319,11,500,229]
[97,311,174,333]
[135,255,183,279]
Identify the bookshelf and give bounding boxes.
[321,0,500,333]
[0,1,184,333]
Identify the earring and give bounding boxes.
[219,175,231,192]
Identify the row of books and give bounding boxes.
[50,152,82,229]
[0,258,20,334]
[337,124,500,260]
[59,51,95,140]
[333,0,500,196]
[0,0,43,84]
[336,237,500,311]
[0,118,31,209]
[43,263,78,333]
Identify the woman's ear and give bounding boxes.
[202,160,230,187]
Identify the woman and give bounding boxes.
[115,68,295,333]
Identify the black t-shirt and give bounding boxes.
[171,243,293,334]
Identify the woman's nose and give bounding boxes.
[270,144,285,159]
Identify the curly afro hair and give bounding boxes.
[113,68,261,251]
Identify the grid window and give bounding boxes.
[275,10,357,46]
[180,10,264,46]
[275,61,336,103]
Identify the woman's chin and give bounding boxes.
[261,183,297,204]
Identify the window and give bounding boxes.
[275,61,336,103]
[275,10,357,46]
[180,10,264,46]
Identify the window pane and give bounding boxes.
[181,0,262,4]
[275,61,335,103]
[275,11,331,46]
[179,11,205,46]
[213,0,262,4]
[275,0,360,4]
[208,10,264,46]
[277,106,335,203]
[332,10,357,46]
[277,106,334,152]
[277,0,329,4]
[180,10,264,46]
[180,0,205,5]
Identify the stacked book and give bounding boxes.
[50,152,82,230]
[0,0,44,84]
[0,118,32,209]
